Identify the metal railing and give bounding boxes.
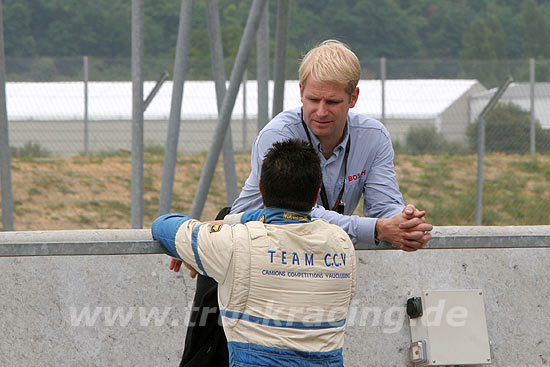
[1,226,549,257]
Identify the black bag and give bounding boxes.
[179,207,231,367]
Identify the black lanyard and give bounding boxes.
[300,111,350,214]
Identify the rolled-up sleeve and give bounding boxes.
[363,130,404,219]
[311,205,377,245]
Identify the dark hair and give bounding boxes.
[260,139,322,212]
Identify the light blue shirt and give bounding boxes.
[231,107,405,245]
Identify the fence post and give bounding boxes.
[475,76,513,226]
[529,58,536,157]
[380,57,386,125]
[474,115,486,226]
[256,2,269,132]
[190,0,267,219]
[83,56,89,156]
[157,0,194,216]
[272,0,290,118]
[242,69,247,151]
[143,70,169,111]
[205,0,238,205]
[131,0,144,229]
[0,0,14,231]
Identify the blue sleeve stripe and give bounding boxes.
[192,224,208,277]
[151,213,191,260]
[220,309,345,330]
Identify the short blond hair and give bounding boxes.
[299,40,360,96]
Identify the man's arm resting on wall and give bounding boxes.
[166,219,224,275]
[153,214,231,281]
[312,204,432,250]
[375,204,432,251]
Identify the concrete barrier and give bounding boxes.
[1,227,549,366]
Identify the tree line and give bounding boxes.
[3,0,550,82]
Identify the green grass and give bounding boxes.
[45,203,65,210]
[144,145,165,156]
[11,142,51,159]
[5,152,550,229]
[27,188,42,196]
[395,153,550,226]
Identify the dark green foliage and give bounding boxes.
[459,15,511,86]
[460,15,506,61]
[515,59,550,82]
[521,0,550,58]
[467,103,550,153]
[405,125,446,154]
[11,142,51,158]
[3,0,550,80]
[403,125,466,155]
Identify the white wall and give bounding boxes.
[1,248,548,366]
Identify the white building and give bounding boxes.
[354,79,486,143]
[470,82,550,129]
[7,79,486,155]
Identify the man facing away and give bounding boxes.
[153,139,356,367]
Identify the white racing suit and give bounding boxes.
[152,207,356,367]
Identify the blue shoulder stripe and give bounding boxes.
[220,309,345,329]
[192,224,208,277]
[240,209,264,223]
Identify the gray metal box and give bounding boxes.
[408,289,492,366]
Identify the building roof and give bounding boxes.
[471,82,550,100]
[6,79,482,121]
[470,82,550,129]
[355,79,482,119]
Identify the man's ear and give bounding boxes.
[349,87,359,108]
[312,187,321,207]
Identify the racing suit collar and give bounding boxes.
[262,207,312,224]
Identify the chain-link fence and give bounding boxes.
[6,57,550,156]
[363,58,550,227]
[6,56,258,157]
[1,57,550,229]
[372,58,550,156]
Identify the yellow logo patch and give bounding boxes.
[283,212,309,221]
[209,224,223,233]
